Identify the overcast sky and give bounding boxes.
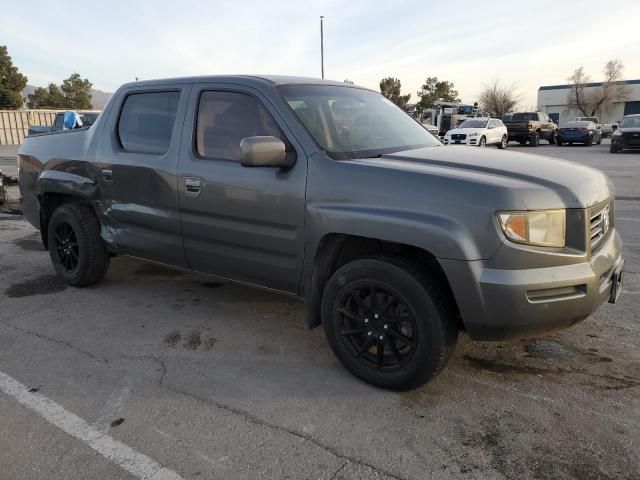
[3,0,639,107]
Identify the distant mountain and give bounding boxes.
[22,85,113,110]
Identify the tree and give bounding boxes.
[478,80,521,117]
[416,77,459,114]
[0,45,28,109]
[61,73,93,109]
[26,73,93,109]
[27,84,66,109]
[379,77,411,108]
[567,60,629,117]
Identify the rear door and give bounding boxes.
[94,84,191,267]
[177,83,307,293]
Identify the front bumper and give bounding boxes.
[611,137,640,150]
[440,229,623,341]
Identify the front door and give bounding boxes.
[177,85,307,294]
[94,85,191,267]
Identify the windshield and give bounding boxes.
[619,116,640,128]
[278,85,439,159]
[511,113,538,121]
[458,119,488,129]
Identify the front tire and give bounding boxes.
[48,204,110,287]
[497,135,507,149]
[610,144,618,153]
[479,136,486,147]
[321,257,458,390]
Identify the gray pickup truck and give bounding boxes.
[18,76,624,389]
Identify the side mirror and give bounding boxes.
[240,136,294,168]
[612,124,618,131]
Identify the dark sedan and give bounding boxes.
[610,114,640,153]
[557,121,602,146]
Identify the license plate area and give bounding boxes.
[609,262,624,304]
[454,140,461,144]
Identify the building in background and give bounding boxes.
[537,80,640,125]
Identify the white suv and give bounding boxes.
[444,118,508,148]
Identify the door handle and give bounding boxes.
[101,169,113,183]
[185,177,202,197]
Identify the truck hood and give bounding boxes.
[352,146,613,209]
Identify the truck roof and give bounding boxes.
[119,75,368,90]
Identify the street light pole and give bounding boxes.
[320,16,325,79]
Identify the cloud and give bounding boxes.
[2,0,639,108]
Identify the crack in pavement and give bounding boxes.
[0,324,398,479]
[3,323,109,364]
[159,380,406,480]
[329,460,349,480]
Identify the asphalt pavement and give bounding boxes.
[0,140,638,479]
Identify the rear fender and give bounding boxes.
[35,170,98,199]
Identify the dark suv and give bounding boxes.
[610,114,640,153]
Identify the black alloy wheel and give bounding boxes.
[53,222,80,272]
[334,281,418,372]
[321,257,458,389]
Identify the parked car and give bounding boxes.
[18,75,624,390]
[557,121,602,146]
[505,112,558,146]
[28,111,100,136]
[443,117,508,148]
[610,114,640,153]
[575,116,607,137]
[422,123,440,138]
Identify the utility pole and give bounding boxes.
[320,16,325,79]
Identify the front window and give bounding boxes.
[511,113,538,122]
[278,85,439,160]
[459,119,488,129]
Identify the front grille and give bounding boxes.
[622,132,640,143]
[451,134,467,140]
[589,201,611,252]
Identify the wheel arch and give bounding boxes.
[35,171,100,249]
[304,233,461,331]
[38,192,98,249]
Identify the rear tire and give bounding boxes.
[497,135,507,149]
[549,131,557,145]
[321,257,458,390]
[586,137,593,146]
[48,204,110,287]
[557,140,563,146]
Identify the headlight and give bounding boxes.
[498,210,566,247]
[612,130,622,137]
[468,132,479,136]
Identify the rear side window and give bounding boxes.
[195,91,284,160]
[117,91,180,154]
